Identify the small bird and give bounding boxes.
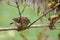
[10,16,30,30]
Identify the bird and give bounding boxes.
[10,16,30,30]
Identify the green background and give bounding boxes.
[0,1,60,40]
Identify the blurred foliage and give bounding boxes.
[0,0,3,1]
[0,0,60,40]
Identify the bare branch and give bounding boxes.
[0,27,18,31]
[0,24,48,31]
[30,24,49,28]
[28,3,59,27]
[0,24,60,31]
[15,0,21,17]
[15,0,22,28]
[30,25,60,30]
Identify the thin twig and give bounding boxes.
[30,24,49,28]
[28,3,59,28]
[0,27,18,31]
[0,24,48,31]
[15,0,21,18]
[15,0,22,28]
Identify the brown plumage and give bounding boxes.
[10,16,30,29]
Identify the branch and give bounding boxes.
[28,3,60,27]
[29,25,60,30]
[0,24,60,31]
[0,24,48,31]
[15,0,23,28]
[0,27,18,31]
[30,24,49,28]
[15,0,21,17]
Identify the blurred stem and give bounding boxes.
[32,0,35,10]
[38,32,49,40]
[20,33,28,40]
[0,27,18,31]
[37,2,43,22]
[38,32,43,40]
[58,34,60,40]
[28,3,58,28]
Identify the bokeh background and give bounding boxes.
[0,0,60,40]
